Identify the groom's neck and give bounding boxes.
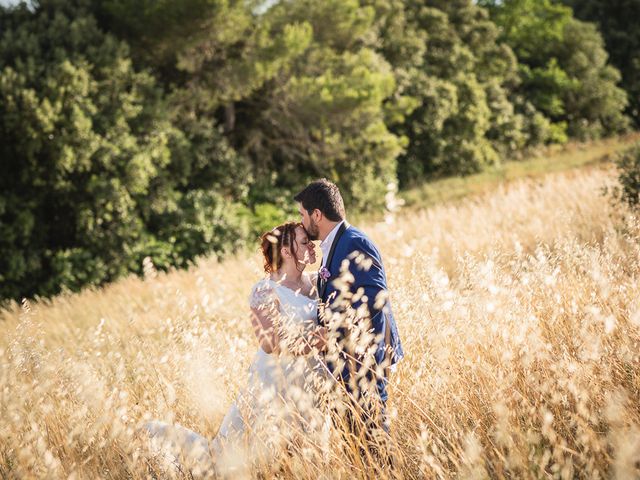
[318,220,341,242]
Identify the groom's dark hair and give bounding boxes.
[294,179,345,221]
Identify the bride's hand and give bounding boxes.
[311,326,328,352]
[292,326,328,355]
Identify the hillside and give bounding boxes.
[1,156,640,478]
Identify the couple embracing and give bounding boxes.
[145,179,404,474]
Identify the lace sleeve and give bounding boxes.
[249,280,278,310]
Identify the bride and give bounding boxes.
[144,221,329,475]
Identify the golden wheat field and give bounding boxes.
[1,163,640,479]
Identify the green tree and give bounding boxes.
[103,0,401,212]
[0,0,405,300]
[480,0,629,140]
[223,0,403,211]
[563,0,640,126]
[0,0,251,300]
[368,0,528,184]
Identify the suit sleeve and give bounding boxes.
[343,236,387,340]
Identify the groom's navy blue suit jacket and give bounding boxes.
[319,223,404,403]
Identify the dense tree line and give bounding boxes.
[0,0,634,300]
[480,0,629,140]
[562,0,640,126]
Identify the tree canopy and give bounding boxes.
[0,0,633,300]
[479,0,629,141]
[562,0,640,126]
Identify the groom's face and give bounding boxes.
[297,203,319,240]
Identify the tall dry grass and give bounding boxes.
[1,164,640,479]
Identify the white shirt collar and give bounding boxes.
[320,221,344,267]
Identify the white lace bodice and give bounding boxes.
[249,275,317,321]
[249,275,318,355]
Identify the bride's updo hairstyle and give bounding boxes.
[260,221,302,273]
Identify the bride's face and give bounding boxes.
[293,226,316,265]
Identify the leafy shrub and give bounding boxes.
[615,142,640,208]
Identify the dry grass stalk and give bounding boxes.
[1,165,639,479]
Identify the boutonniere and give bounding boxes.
[319,266,331,282]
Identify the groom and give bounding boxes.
[294,179,404,437]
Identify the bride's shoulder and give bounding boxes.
[248,278,278,309]
[251,277,272,289]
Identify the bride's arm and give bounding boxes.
[250,301,281,354]
[251,307,327,356]
[288,327,327,356]
[293,326,327,355]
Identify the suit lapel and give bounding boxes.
[319,221,349,299]
[316,264,322,297]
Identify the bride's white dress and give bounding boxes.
[144,275,325,474]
